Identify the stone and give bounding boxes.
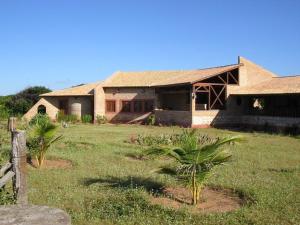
[0,205,71,225]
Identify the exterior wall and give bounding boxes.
[155,110,192,126]
[68,96,93,119]
[242,115,300,128]
[94,85,105,120]
[23,96,93,121]
[23,97,59,121]
[228,56,276,95]
[103,87,155,122]
[192,110,242,127]
[191,95,245,127]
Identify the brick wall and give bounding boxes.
[103,87,155,122]
[23,97,59,121]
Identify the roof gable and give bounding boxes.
[41,82,102,97]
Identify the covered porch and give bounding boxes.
[236,94,300,131]
[154,68,239,126]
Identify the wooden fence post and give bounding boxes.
[11,130,28,205]
[7,117,17,132]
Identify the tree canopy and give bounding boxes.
[2,86,51,116]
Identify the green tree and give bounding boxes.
[147,129,242,205]
[0,96,12,119]
[5,86,51,116]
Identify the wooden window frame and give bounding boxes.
[105,100,116,113]
[119,99,155,113]
[120,100,132,113]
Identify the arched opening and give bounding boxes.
[37,105,46,114]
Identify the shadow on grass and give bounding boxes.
[82,176,165,194]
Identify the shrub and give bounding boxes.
[146,114,155,126]
[57,110,78,123]
[82,114,93,123]
[65,114,78,123]
[96,115,107,124]
[132,131,217,147]
[56,110,65,122]
[0,105,9,119]
[29,113,50,126]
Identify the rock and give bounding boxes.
[0,205,71,225]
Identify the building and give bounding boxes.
[24,56,300,130]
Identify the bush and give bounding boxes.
[56,110,65,122]
[29,113,50,126]
[66,114,78,123]
[146,115,155,126]
[57,110,78,123]
[131,130,217,147]
[82,114,93,123]
[96,115,107,124]
[0,105,9,119]
[0,190,15,205]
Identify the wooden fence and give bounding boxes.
[0,118,27,205]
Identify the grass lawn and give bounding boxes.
[1,123,300,225]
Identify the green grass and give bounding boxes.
[1,123,300,224]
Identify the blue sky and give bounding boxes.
[0,0,300,95]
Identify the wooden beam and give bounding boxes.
[210,85,226,109]
[195,90,209,93]
[195,85,209,92]
[193,82,225,86]
[208,86,211,109]
[0,171,15,188]
[218,75,227,84]
[0,162,12,178]
[226,72,229,84]
[228,71,239,84]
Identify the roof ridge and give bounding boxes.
[274,75,300,78]
[195,63,240,71]
[116,63,240,74]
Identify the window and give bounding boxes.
[144,100,154,112]
[37,105,46,114]
[106,100,116,112]
[121,101,131,112]
[133,101,143,113]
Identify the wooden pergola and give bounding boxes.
[191,71,239,110]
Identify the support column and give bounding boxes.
[190,85,196,127]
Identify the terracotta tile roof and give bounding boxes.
[41,81,102,97]
[102,64,241,87]
[233,76,300,95]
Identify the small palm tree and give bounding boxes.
[147,129,242,205]
[27,114,62,168]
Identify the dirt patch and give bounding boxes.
[29,159,72,169]
[150,187,244,213]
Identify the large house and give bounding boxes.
[24,57,300,130]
